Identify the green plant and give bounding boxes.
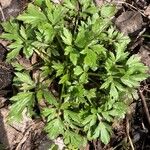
[0,0,148,149]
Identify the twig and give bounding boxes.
[16,126,32,150]
[117,1,146,17]
[138,88,150,125]
[93,140,97,150]
[136,28,146,40]
[85,143,90,150]
[0,3,6,21]
[126,116,135,150]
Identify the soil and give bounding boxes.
[0,0,150,150]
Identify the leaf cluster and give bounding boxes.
[0,0,148,149]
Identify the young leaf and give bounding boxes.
[64,130,87,149]
[59,74,69,84]
[6,47,21,62]
[101,4,116,18]
[64,110,81,124]
[8,92,34,122]
[74,66,83,76]
[43,90,59,107]
[70,52,78,65]
[17,3,47,26]
[15,72,34,85]
[20,26,27,40]
[52,62,64,77]
[61,27,72,45]
[84,48,97,68]
[45,118,64,139]
[99,122,111,144]
[75,27,87,48]
[42,108,57,122]
[110,83,118,100]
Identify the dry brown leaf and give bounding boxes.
[115,11,143,35]
[0,0,12,8]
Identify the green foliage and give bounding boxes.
[0,0,149,149]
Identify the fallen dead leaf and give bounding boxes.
[0,0,12,8]
[144,4,150,19]
[115,11,143,35]
[138,45,150,69]
[94,0,104,6]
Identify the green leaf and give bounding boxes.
[64,130,87,149]
[75,27,87,48]
[70,52,78,65]
[6,47,21,62]
[17,4,47,26]
[64,0,77,10]
[91,44,106,56]
[15,72,34,85]
[42,108,57,122]
[101,111,113,122]
[100,77,112,89]
[36,89,43,101]
[121,76,139,88]
[61,27,72,45]
[59,74,69,84]
[8,92,34,122]
[85,88,96,100]
[41,65,52,78]
[109,102,127,118]
[110,83,118,100]
[1,20,19,34]
[92,123,101,139]
[20,26,27,40]
[126,55,141,66]
[101,4,116,18]
[99,122,111,144]
[74,66,83,76]
[64,46,73,55]
[84,48,97,68]
[49,144,59,150]
[34,0,44,6]
[11,62,24,71]
[0,33,19,41]
[64,110,81,124]
[130,74,149,82]
[45,0,53,9]
[79,72,88,83]
[114,81,125,92]
[23,46,34,58]
[52,62,64,77]
[83,114,93,126]
[45,118,64,139]
[38,23,55,42]
[51,6,66,25]
[43,90,59,107]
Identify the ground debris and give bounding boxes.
[115,11,143,35]
[144,4,150,19]
[0,108,52,150]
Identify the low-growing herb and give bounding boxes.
[0,0,148,149]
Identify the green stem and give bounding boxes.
[142,34,150,38]
[88,72,100,77]
[56,35,64,50]
[33,48,50,63]
[60,84,64,104]
[89,78,99,86]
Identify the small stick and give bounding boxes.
[117,1,146,17]
[0,3,6,21]
[126,116,135,150]
[138,88,150,126]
